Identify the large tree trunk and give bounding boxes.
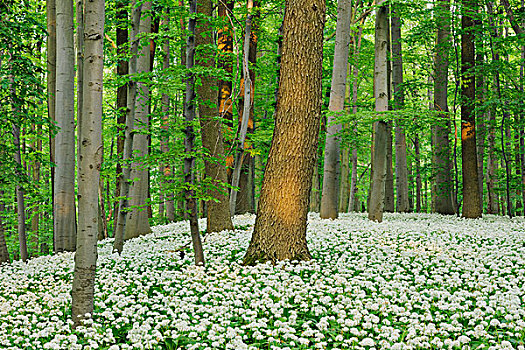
[71,0,103,327]
[124,1,152,239]
[432,0,455,215]
[475,27,485,213]
[113,1,142,253]
[384,10,394,214]
[460,0,482,218]
[114,0,128,229]
[391,5,409,213]
[243,0,326,265]
[184,0,205,265]
[368,3,388,223]
[196,0,234,232]
[47,0,57,247]
[320,0,352,219]
[55,0,77,252]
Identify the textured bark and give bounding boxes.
[433,0,455,215]
[71,0,103,327]
[391,7,409,213]
[196,0,234,232]
[320,0,352,219]
[113,1,141,253]
[125,1,152,239]
[114,0,128,228]
[184,0,205,265]
[47,0,56,246]
[368,4,388,223]
[55,0,77,252]
[460,0,482,218]
[243,0,325,264]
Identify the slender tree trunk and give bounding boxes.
[475,24,485,213]
[9,52,28,262]
[368,3,389,222]
[31,127,42,253]
[113,1,142,253]
[433,0,455,214]
[486,107,499,214]
[414,135,422,212]
[71,0,103,328]
[47,0,57,247]
[125,1,152,239]
[310,155,321,212]
[320,0,352,219]
[243,0,326,264]
[196,0,234,232]
[76,0,84,158]
[348,25,364,212]
[114,0,128,229]
[384,9,394,213]
[184,0,205,265]
[521,43,525,216]
[391,5,409,213]
[55,0,77,252]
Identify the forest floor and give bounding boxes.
[1,213,525,350]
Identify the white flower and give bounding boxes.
[360,338,375,347]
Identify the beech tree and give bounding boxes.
[71,0,104,327]
[320,0,352,219]
[243,0,326,264]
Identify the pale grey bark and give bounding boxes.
[114,1,141,253]
[125,1,152,240]
[55,0,77,252]
[391,7,409,213]
[71,0,104,327]
[230,14,253,216]
[368,3,388,222]
[47,0,56,248]
[320,0,352,219]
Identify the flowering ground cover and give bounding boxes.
[1,213,525,350]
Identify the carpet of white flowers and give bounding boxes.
[1,213,525,350]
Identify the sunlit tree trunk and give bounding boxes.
[391,5,409,213]
[243,0,326,264]
[55,0,77,252]
[125,1,152,239]
[196,0,234,232]
[71,0,103,327]
[368,2,388,222]
[320,0,352,219]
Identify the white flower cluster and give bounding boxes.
[0,212,524,349]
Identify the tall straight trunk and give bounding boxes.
[76,0,84,157]
[433,0,455,214]
[47,0,57,246]
[339,146,350,212]
[368,3,389,223]
[114,0,128,229]
[184,0,205,265]
[31,126,42,253]
[384,9,394,213]
[348,25,364,212]
[414,135,422,212]
[71,0,104,327]
[196,0,234,232]
[243,0,326,264]
[320,0,352,219]
[113,1,142,254]
[391,6,409,213]
[460,0,482,218]
[124,1,152,239]
[521,43,525,215]
[486,107,499,214]
[230,13,254,216]
[310,156,321,212]
[55,0,77,252]
[236,0,260,215]
[9,52,28,262]
[475,29,485,213]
